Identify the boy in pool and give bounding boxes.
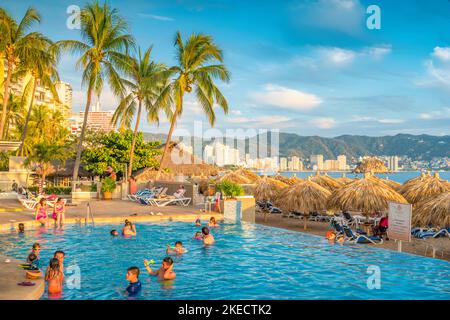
[125,266,142,297]
[26,253,40,270]
[27,243,41,263]
[18,223,25,233]
[202,227,215,245]
[166,241,187,254]
[110,229,119,236]
[144,257,176,280]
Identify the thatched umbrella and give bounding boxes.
[412,192,450,227]
[273,174,295,185]
[233,168,260,182]
[254,177,289,222]
[353,157,389,173]
[310,172,342,192]
[370,175,401,191]
[283,177,331,230]
[336,173,353,185]
[327,173,408,217]
[400,173,450,204]
[398,172,430,194]
[218,172,252,184]
[289,176,303,185]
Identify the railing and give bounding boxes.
[85,202,95,226]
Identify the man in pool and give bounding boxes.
[110,229,119,236]
[202,227,215,245]
[143,257,176,280]
[125,266,142,297]
[122,220,137,236]
[18,223,25,233]
[166,241,187,254]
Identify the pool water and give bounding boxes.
[0,222,449,300]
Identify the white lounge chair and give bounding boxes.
[148,196,192,207]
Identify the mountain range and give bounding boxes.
[143,133,450,160]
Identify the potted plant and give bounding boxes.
[101,177,116,200]
[215,180,244,220]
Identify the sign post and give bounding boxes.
[388,202,412,252]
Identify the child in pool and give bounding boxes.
[122,220,137,236]
[27,243,41,263]
[208,217,219,227]
[45,258,63,295]
[166,241,187,254]
[193,231,203,240]
[195,218,202,226]
[54,250,65,274]
[125,266,142,297]
[110,229,119,236]
[27,253,40,270]
[144,257,176,280]
[18,223,25,233]
[202,227,215,245]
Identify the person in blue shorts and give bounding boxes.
[125,266,141,297]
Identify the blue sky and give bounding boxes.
[3,0,450,137]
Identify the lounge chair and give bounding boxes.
[342,225,383,244]
[148,195,192,207]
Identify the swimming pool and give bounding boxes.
[0,221,449,300]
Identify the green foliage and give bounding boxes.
[101,177,116,193]
[24,142,69,177]
[28,186,71,195]
[90,182,98,192]
[82,129,160,175]
[0,151,10,171]
[215,180,244,198]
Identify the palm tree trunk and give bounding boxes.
[72,89,93,187]
[0,65,13,139]
[40,172,46,195]
[128,99,142,178]
[18,78,37,156]
[156,110,179,180]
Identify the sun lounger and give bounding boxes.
[342,225,383,244]
[18,197,39,210]
[148,196,191,207]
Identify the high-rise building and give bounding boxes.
[337,155,347,171]
[279,157,287,171]
[324,160,340,171]
[54,81,73,118]
[387,156,399,172]
[310,155,324,170]
[204,142,240,167]
[291,156,301,171]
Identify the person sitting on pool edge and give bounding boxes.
[208,217,219,227]
[122,220,137,236]
[125,266,142,297]
[202,227,215,245]
[167,241,187,254]
[110,229,119,236]
[144,257,176,280]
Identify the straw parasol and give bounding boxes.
[353,157,389,173]
[398,172,430,194]
[273,174,295,185]
[289,176,303,185]
[327,173,408,217]
[310,171,342,192]
[134,169,175,182]
[254,177,289,221]
[283,177,332,230]
[233,168,260,182]
[370,175,401,191]
[217,172,252,184]
[400,173,450,204]
[336,173,353,185]
[412,192,450,227]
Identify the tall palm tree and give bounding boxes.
[154,32,230,178]
[17,38,60,156]
[56,1,134,184]
[0,7,44,139]
[112,46,168,178]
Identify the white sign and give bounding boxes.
[388,202,412,242]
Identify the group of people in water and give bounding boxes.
[116,216,220,297]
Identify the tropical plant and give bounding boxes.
[24,142,68,194]
[56,0,135,184]
[101,176,116,193]
[111,46,168,178]
[154,31,230,178]
[0,7,46,139]
[216,180,244,198]
[16,36,60,155]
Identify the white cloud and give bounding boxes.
[350,116,404,124]
[419,108,450,120]
[432,47,450,62]
[230,110,242,115]
[318,47,356,66]
[309,117,336,129]
[138,13,174,21]
[251,84,322,110]
[377,118,405,124]
[362,44,392,58]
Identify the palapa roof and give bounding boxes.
[370,175,401,191]
[310,172,342,191]
[412,192,450,227]
[233,168,260,182]
[336,173,353,185]
[273,174,296,185]
[253,176,288,201]
[353,157,389,174]
[133,168,175,182]
[48,159,95,177]
[398,172,430,194]
[327,174,408,215]
[289,176,303,185]
[282,177,331,213]
[400,173,450,204]
[217,172,253,184]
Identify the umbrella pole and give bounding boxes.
[303,214,308,230]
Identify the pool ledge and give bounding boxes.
[0,255,45,300]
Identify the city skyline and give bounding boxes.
[2,0,450,137]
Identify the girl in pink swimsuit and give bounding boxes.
[35,199,48,225]
[52,198,65,227]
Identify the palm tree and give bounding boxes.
[154,32,230,178]
[56,1,134,184]
[112,46,168,178]
[0,7,44,139]
[16,38,60,156]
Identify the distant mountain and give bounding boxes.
[143,132,450,160]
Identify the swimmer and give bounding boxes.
[166,241,187,254]
[28,243,41,263]
[18,223,25,233]
[45,258,63,295]
[195,217,202,226]
[125,266,142,297]
[122,220,137,236]
[193,231,203,240]
[110,229,119,236]
[144,257,176,280]
[208,217,219,227]
[202,227,215,245]
[27,253,40,270]
[54,250,65,274]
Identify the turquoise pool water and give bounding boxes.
[0,222,449,300]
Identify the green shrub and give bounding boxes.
[101,177,116,193]
[215,180,244,198]
[28,186,71,195]
[90,182,98,192]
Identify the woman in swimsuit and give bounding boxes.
[35,199,48,226]
[52,198,65,227]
